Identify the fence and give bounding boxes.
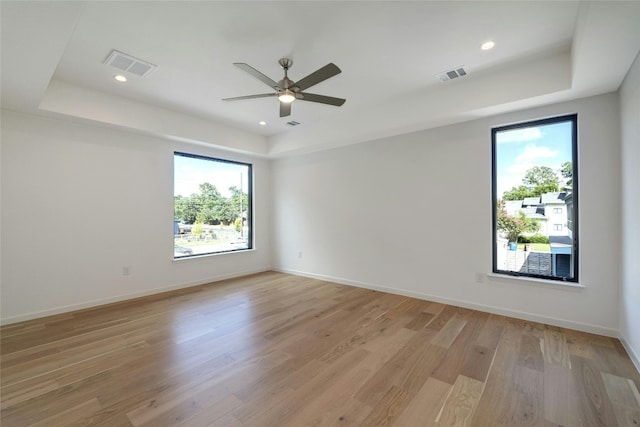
[505,250,552,275]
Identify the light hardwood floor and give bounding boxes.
[1,271,639,426]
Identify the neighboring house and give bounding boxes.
[501,192,574,278]
[541,192,568,236]
[564,192,575,239]
[523,196,542,208]
[504,200,525,216]
[504,192,569,238]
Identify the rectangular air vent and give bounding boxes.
[286,121,301,127]
[437,66,468,82]
[103,50,156,78]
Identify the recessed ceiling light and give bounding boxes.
[481,40,495,51]
[114,74,127,82]
[259,121,266,126]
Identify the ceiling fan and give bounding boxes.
[222,58,345,117]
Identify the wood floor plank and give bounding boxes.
[31,397,103,427]
[610,403,640,427]
[570,354,618,426]
[0,379,60,410]
[475,314,507,351]
[601,372,640,427]
[541,329,571,368]
[470,321,523,425]
[459,345,495,383]
[205,413,244,427]
[543,363,572,426]
[432,311,489,384]
[510,366,546,426]
[1,370,113,426]
[592,342,640,384]
[394,376,452,426]
[431,318,468,349]
[1,271,637,427]
[353,327,444,407]
[601,372,640,409]
[435,374,484,426]
[284,330,416,426]
[234,348,371,426]
[315,397,373,426]
[359,385,408,426]
[517,334,545,372]
[283,366,374,426]
[125,350,292,426]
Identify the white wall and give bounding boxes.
[272,92,621,336]
[619,52,640,369]
[1,111,271,324]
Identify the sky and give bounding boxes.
[174,154,250,198]
[495,120,573,197]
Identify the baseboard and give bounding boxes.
[619,334,640,374]
[0,268,270,326]
[274,267,619,338]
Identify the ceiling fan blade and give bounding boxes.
[298,92,346,106]
[222,93,276,101]
[280,101,291,117]
[294,63,341,91]
[233,63,279,89]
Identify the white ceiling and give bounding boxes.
[2,1,639,157]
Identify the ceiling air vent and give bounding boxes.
[103,50,156,78]
[286,121,301,127]
[437,66,468,82]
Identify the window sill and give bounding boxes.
[486,273,584,290]
[173,248,255,261]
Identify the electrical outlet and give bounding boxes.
[475,273,484,283]
[297,251,303,259]
[122,266,131,276]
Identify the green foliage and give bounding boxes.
[523,166,560,195]
[229,186,248,213]
[517,243,551,252]
[503,185,536,201]
[560,161,573,187]
[234,217,242,233]
[517,234,550,244]
[174,194,201,224]
[192,222,204,235]
[502,166,560,200]
[176,182,248,226]
[496,200,540,243]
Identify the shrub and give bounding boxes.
[496,200,540,243]
[518,234,549,244]
[192,222,204,235]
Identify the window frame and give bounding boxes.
[491,114,579,283]
[173,151,253,258]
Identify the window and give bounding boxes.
[492,114,578,282]
[173,152,252,258]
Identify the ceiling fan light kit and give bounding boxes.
[223,58,345,117]
[278,90,296,103]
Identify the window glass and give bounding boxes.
[174,152,252,258]
[492,115,578,281]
